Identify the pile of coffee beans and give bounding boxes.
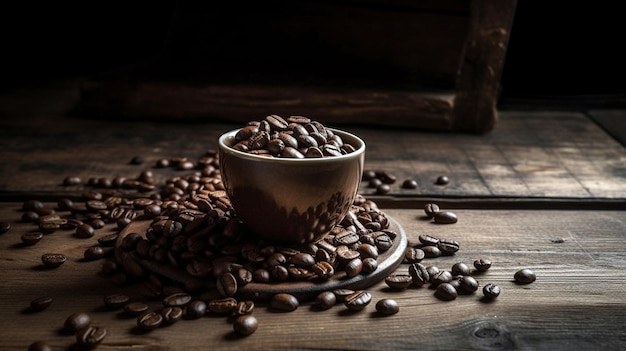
[230,115,357,158]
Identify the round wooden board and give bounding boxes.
[116,215,408,302]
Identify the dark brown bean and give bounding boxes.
[344,290,372,311]
[435,283,457,301]
[41,253,66,268]
[474,258,492,272]
[375,298,399,315]
[76,325,107,347]
[160,306,184,324]
[21,232,44,245]
[28,341,51,351]
[270,293,299,312]
[137,311,163,330]
[313,291,337,310]
[514,268,536,284]
[433,211,458,224]
[103,294,130,309]
[64,312,91,333]
[233,315,258,336]
[30,296,53,311]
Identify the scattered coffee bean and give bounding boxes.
[103,294,131,309]
[0,221,11,234]
[418,234,439,246]
[233,315,258,336]
[97,233,119,247]
[435,175,449,185]
[64,312,91,333]
[433,211,458,224]
[313,291,337,310]
[344,290,372,311]
[473,258,492,272]
[124,302,150,316]
[185,300,207,319]
[21,232,44,245]
[434,283,457,301]
[401,179,418,189]
[514,268,536,284]
[23,200,44,211]
[41,253,67,268]
[76,325,107,347]
[30,296,53,311]
[376,184,391,195]
[84,246,106,261]
[208,297,238,314]
[424,203,440,218]
[160,306,184,325]
[63,176,82,186]
[451,262,471,276]
[28,341,51,351]
[458,276,479,294]
[438,239,460,255]
[270,293,299,312]
[408,263,430,287]
[137,311,163,330]
[375,298,399,315]
[163,292,192,307]
[385,274,413,290]
[483,283,501,299]
[75,223,95,238]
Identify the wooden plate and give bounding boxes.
[116,215,408,302]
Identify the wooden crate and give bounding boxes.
[77,0,516,133]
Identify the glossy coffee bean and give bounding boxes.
[344,290,372,311]
[434,283,457,301]
[64,312,91,333]
[233,315,258,336]
[270,293,299,312]
[76,325,107,347]
[385,274,413,290]
[423,203,440,218]
[21,232,44,245]
[185,300,207,319]
[163,292,192,307]
[435,175,449,185]
[514,268,536,284]
[30,296,53,311]
[41,253,67,268]
[314,291,337,310]
[474,258,492,272]
[434,211,458,224]
[160,306,184,324]
[408,263,430,287]
[451,262,471,276]
[137,311,163,330]
[375,298,399,315]
[483,283,501,299]
[28,341,51,351]
[124,302,150,316]
[103,294,130,309]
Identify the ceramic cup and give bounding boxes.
[218,128,365,245]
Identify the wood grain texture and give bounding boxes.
[1,205,625,350]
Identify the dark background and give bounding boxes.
[2,1,625,102]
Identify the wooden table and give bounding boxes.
[1,80,626,350]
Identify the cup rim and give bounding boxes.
[218,127,366,164]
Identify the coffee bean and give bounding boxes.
[332,289,355,303]
[431,270,453,286]
[401,179,418,189]
[76,325,107,347]
[103,294,130,309]
[0,221,10,234]
[217,272,238,297]
[313,291,337,310]
[375,298,399,315]
[124,302,150,316]
[235,300,255,316]
[458,276,479,294]
[408,263,430,287]
[435,283,457,301]
[64,312,91,333]
[435,175,449,185]
[344,290,372,311]
[137,311,163,330]
[361,257,378,274]
[97,233,119,247]
[385,274,413,290]
[23,200,44,211]
[451,262,471,276]
[423,203,440,218]
[270,293,299,312]
[75,223,95,238]
[233,315,258,336]
[160,306,184,324]
[514,268,536,284]
[474,258,492,272]
[482,283,501,299]
[30,296,53,311]
[28,341,51,351]
[376,184,391,195]
[21,232,44,245]
[433,211,458,224]
[208,297,238,314]
[418,234,440,246]
[404,247,425,263]
[422,245,442,258]
[184,300,207,319]
[41,253,66,268]
[163,292,192,307]
[84,246,106,261]
[438,239,460,255]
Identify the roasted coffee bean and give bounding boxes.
[163,292,192,307]
[408,263,430,287]
[451,262,471,276]
[41,253,66,268]
[361,257,378,274]
[421,245,442,258]
[217,272,238,297]
[233,315,258,336]
[423,203,440,218]
[64,312,91,333]
[103,294,130,309]
[375,298,399,315]
[21,211,39,223]
[160,306,184,324]
[385,274,413,290]
[332,289,356,303]
[23,200,44,211]
[21,232,44,245]
[483,283,501,299]
[75,223,95,238]
[28,341,51,351]
[344,290,372,311]
[438,239,460,254]
[431,270,453,286]
[434,211,458,224]
[185,300,207,319]
[30,296,53,311]
[235,300,255,315]
[435,175,449,185]
[312,261,334,279]
[313,291,337,310]
[270,293,299,312]
[435,283,457,301]
[208,297,238,314]
[514,268,536,284]
[137,311,163,330]
[124,302,150,316]
[405,247,425,263]
[459,276,479,294]
[76,325,107,347]
[376,184,391,195]
[418,234,440,246]
[0,221,10,234]
[344,258,363,277]
[377,171,396,184]
[84,246,106,261]
[401,179,418,189]
[97,233,119,247]
[474,258,492,272]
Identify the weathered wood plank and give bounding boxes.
[1,205,625,350]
